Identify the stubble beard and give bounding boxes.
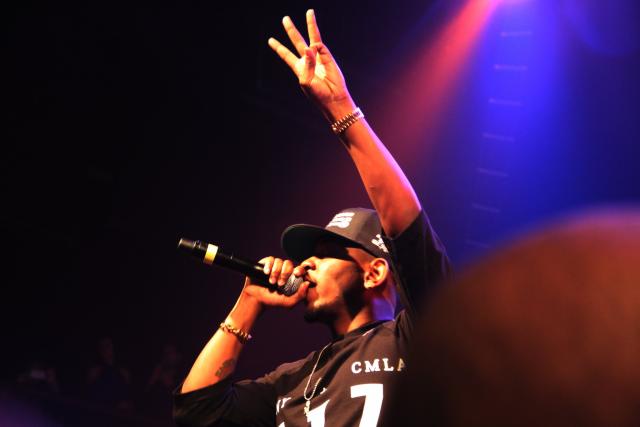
[303,298,340,325]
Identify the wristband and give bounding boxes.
[219,322,252,344]
[330,107,364,134]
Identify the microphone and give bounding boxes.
[177,238,304,296]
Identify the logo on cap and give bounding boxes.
[327,212,355,229]
[371,233,389,254]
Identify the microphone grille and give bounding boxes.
[281,275,304,296]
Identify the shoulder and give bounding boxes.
[384,210,447,257]
[356,316,412,344]
[259,348,320,384]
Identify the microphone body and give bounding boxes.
[177,238,303,296]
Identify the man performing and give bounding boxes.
[174,10,451,427]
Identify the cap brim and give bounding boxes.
[281,224,365,263]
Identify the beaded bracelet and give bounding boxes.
[330,107,364,134]
[219,322,252,344]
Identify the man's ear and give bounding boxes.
[364,258,390,289]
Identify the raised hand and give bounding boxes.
[268,10,354,117]
[269,10,420,239]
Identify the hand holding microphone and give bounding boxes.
[243,256,312,308]
[177,238,310,297]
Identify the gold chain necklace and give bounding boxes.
[302,342,331,417]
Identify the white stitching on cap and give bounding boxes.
[327,212,355,229]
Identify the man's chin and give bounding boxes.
[303,303,335,324]
[303,304,321,323]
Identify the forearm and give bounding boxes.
[181,293,262,393]
[268,10,420,236]
[323,98,421,238]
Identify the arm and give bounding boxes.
[268,10,420,238]
[179,290,260,394]
[180,258,310,393]
[269,11,451,317]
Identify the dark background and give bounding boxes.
[3,0,640,424]
[3,0,436,402]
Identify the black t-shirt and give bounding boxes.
[174,211,451,427]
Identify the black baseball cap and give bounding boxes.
[281,208,391,263]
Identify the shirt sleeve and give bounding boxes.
[173,374,277,427]
[383,210,452,321]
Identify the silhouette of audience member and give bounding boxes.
[87,337,133,412]
[386,208,640,427]
[17,358,59,394]
[143,343,184,417]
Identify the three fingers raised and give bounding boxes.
[268,9,324,73]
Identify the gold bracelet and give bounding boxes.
[330,107,364,134]
[219,322,252,344]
